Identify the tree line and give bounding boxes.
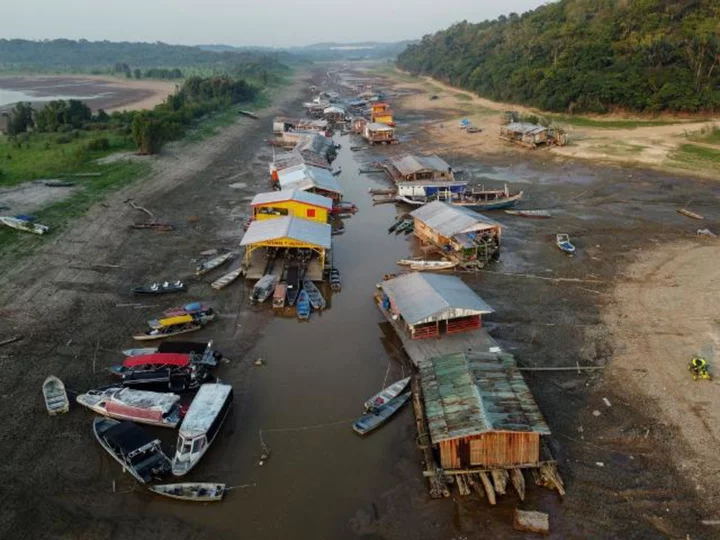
[397,0,720,114]
[2,75,259,154]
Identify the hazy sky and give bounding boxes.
[5,0,548,47]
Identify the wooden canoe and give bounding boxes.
[353,392,411,436]
[211,267,244,290]
[196,251,234,276]
[302,278,326,310]
[505,209,552,218]
[296,290,311,320]
[364,377,411,412]
[678,208,704,220]
[42,375,69,415]
[149,482,225,502]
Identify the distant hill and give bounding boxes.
[397,0,720,113]
[199,41,414,61]
[0,39,291,80]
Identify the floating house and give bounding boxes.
[418,351,552,471]
[410,201,502,266]
[363,122,396,144]
[294,133,337,161]
[275,164,343,202]
[273,117,328,136]
[323,106,346,123]
[384,154,454,182]
[241,216,331,280]
[395,180,467,205]
[499,122,567,149]
[251,190,332,224]
[378,272,493,340]
[370,102,394,126]
[270,152,331,183]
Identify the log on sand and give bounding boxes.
[514,509,550,535]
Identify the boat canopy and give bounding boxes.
[123,353,190,369]
[150,314,194,328]
[179,384,233,438]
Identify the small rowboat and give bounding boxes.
[133,316,203,341]
[0,216,50,235]
[329,268,341,292]
[302,278,326,310]
[353,392,411,436]
[211,267,244,290]
[133,281,187,295]
[196,251,234,276]
[505,209,552,218]
[164,302,212,317]
[252,274,280,304]
[273,282,286,308]
[556,233,576,255]
[42,375,69,415]
[364,376,411,412]
[148,482,226,502]
[403,260,457,271]
[678,208,704,220]
[296,289,311,320]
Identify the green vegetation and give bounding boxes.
[670,144,720,168]
[455,93,472,101]
[690,124,720,145]
[548,115,682,130]
[0,39,291,81]
[397,0,720,114]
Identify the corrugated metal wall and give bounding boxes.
[439,432,540,470]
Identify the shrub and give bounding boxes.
[86,137,110,151]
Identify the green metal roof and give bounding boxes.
[418,351,550,444]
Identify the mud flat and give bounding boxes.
[0,75,176,112]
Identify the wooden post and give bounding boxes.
[478,471,496,505]
[510,468,526,501]
[491,469,509,495]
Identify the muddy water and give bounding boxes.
[149,136,437,538]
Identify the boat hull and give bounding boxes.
[42,376,69,415]
[149,483,225,502]
[353,392,411,436]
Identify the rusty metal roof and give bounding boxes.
[410,200,503,238]
[390,154,451,176]
[379,272,493,326]
[418,351,551,443]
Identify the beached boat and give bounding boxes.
[121,365,209,393]
[211,267,244,290]
[505,209,552,218]
[329,268,341,292]
[157,340,221,367]
[273,282,287,309]
[251,274,279,304]
[451,187,523,211]
[302,278,326,310]
[388,217,404,233]
[109,352,191,376]
[172,383,233,476]
[296,289,311,320]
[408,260,457,271]
[556,234,576,255]
[678,208,704,220]
[77,387,183,428]
[196,251,234,276]
[42,375,69,415]
[163,302,213,318]
[132,281,187,295]
[133,315,202,341]
[363,377,411,412]
[286,266,300,306]
[122,347,158,357]
[93,417,172,484]
[0,215,50,235]
[353,392,411,436]
[148,483,226,502]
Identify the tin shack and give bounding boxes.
[363,122,396,144]
[275,165,344,202]
[384,154,454,183]
[419,351,551,471]
[378,272,493,339]
[251,190,332,224]
[499,122,567,149]
[370,102,394,126]
[410,201,502,266]
[240,216,331,280]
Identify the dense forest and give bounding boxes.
[0,39,291,81]
[397,0,720,113]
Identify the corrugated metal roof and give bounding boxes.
[391,154,452,176]
[295,133,334,157]
[411,201,503,238]
[323,106,345,114]
[277,165,343,196]
[504,122,547,135]
[366,122,395,131]
[379,272,493,326]
[251,189,333,209]
[418,351,551,443]
[240,216,331,248]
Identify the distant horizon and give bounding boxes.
[3,0,547,48]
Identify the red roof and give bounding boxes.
[123,353,190,368]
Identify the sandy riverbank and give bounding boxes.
[0,75,176,112]
[371,69,720,179]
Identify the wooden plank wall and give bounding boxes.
[439,433,540,469]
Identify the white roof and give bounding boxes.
[323,106,345,114]
[240,216,332,249]
[179,384,233,438]
[251,189,333,210]
[410,201,503,238]
[277,165,343,196]
[366,122,394,131]
[380,272,494,326]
